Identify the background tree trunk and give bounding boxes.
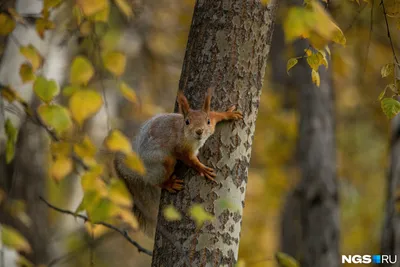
[381,114,400,267]
[280,38,339,267]
[151,0,279,266]
[0,1,75,264]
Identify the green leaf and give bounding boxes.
[33,76,59,103]
[0,13,16,35]
[287,58,298,73]
[89,198,113,223]
[37,104,72,135]
[20,45,42,71]
[381,63,395,78]
[189,204,214,227]
[1,225,31,253]
[69,90,103,126]
[102,51,126,77]
[5,119,18,163]
[163,205,182,221]
[275,252,299,267]
[381,98,400,118]
[62,85,81,96]
[70,56,94,85]
[19,63,36,83]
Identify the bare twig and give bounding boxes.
[39,196,153,256]
[381,0,399,64]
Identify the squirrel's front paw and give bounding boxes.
[227,106,243,120]
[199,165,217,182]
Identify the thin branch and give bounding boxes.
[362,0,374,77]
[381,0,399,65]
[39,196,153,256]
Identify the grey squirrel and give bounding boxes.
[113,89,243,236]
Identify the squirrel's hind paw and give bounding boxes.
[161,175,184,193]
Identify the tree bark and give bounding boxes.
[280,39,339,267]
[151,0,279,266]
[381,114,400,267]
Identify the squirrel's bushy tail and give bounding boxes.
[113,152,160,237]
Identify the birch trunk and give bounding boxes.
[151,0,279,266]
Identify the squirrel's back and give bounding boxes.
[135,113,183,158]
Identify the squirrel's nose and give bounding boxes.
[196,129,203,135]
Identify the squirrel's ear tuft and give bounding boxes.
[177,91,190,117]
[203,87,212,113]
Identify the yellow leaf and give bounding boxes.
[79,21,92,36]
[51,156,73,182]
[306,53,320,71]
[286,58,298,73]
[163,205,182,221]
[91,2,109,22]
[104,130,132,154]
[74,135,97,165]
[115,207,138,229]
[81,165,108,196]
[260,0,270,5]
[119,81,137,103]
[102,51,126,76]
[51,141,72,157]
[108,178,132,207]
[0,13,16,35]
[381,63,395,78]
[114,0,133,19]
[76,0,108,17]
[283,7,313,43]
[19,63,35,83]
[35,18,55,39]
[69,90,103,126]
[189,204,214,227]
[1,225,31,253]
[275,252,299,267]
[37,104,72,135]
[311,69,320,87]
[70,56,94,85]
[20,45,42,71]
[124,152,145,175]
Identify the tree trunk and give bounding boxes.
[0,1,75,264]
[381,114,400,267]
[280,39,339,267]
[151,0,279,266]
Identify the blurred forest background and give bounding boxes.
[0,0,397,266]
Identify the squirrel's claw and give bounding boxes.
[199,165,217,182]
[161,175,184,193]
[226,106,243,120]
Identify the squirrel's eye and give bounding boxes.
[207,119,210,125]
[185,119,190,125]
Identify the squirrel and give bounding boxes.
[113,88,243,236]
